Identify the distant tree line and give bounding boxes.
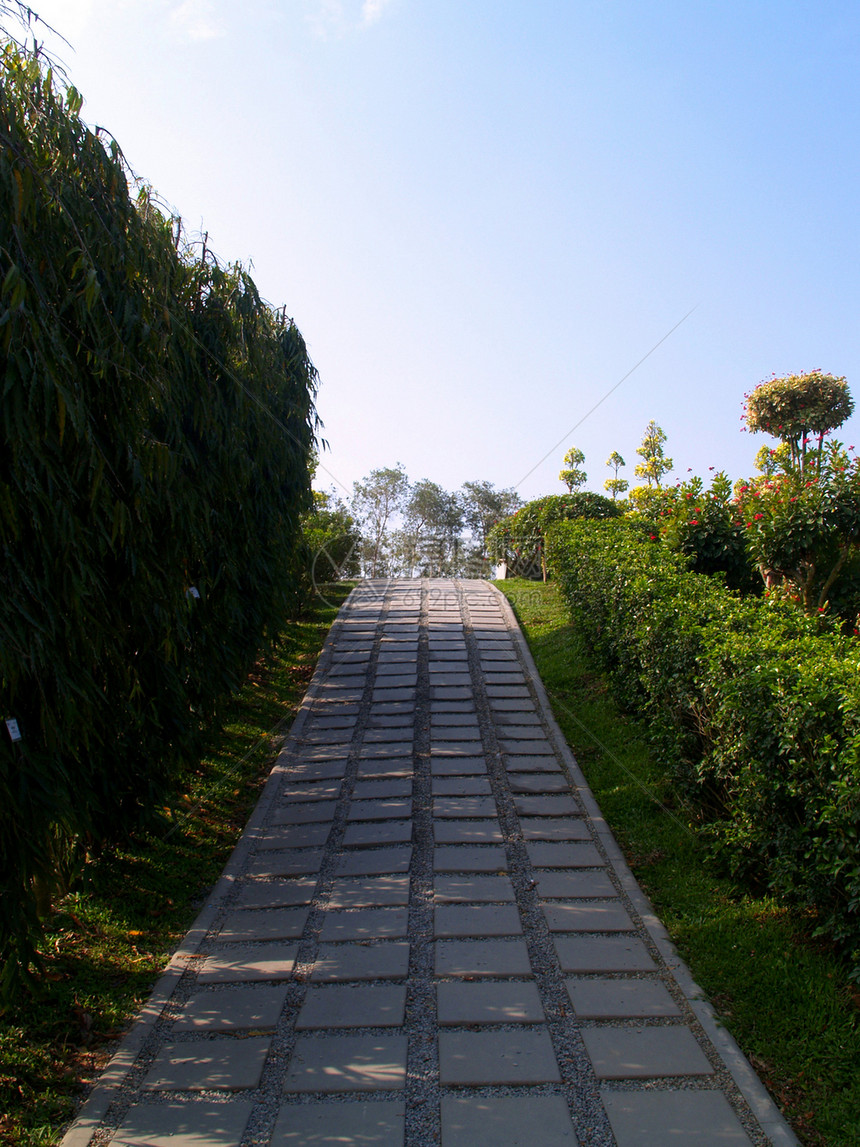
[305,468,523,580]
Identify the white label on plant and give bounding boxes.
[5,718,21,742]
[187,586,200,600]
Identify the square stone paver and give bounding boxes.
[358,742,413,759]
[279,782,342,802]
[356,760,414,779]
[434,846,506,872]
[335,847,412,876]
[508,773,569,793]
[440,1095,578,1147]
[366,713,413,728]
[342,821,412,847]
[311,942,410,981]
[434,820,502,844]
[490,699,536,712]
[434,796,496,818]
[543,901,634,932]
[348,798,413,821]
[270,1101,406,1146]
[372,689,416,703]
[174,985,288,1030]
[217,908,309,943]
[432,727,483,742]
[431,758,487,776]
[233,877,318,910]
[255,824,332,850]
[514,795,581,817]
[319,907,408,941]
[484,675,527,687]
[554,935,657,973]
[439,1029,560,1084]
[601,1089,752,1146]
[328,876,410,908]
[438,940,532,977]
[352,779,412,799]
[284,1034,408,1092]
[535,870,617,898]
[296,983,407,1029]
[434,904,522,937]
[432,777,491,796]
[364,726,415,741]
[111,1101,254,1147]
[437,981,544,1024]
[281,761,347,782]
[429,674,472,688]
[198,945,298,983]
[434,875,514,902]
[494,709,540,724]
[500,738,553,753]
[430,701,475,714]
[246,850,323,878]
[431,739,484,755]
[142,1037,271,1090]
[505,758,563,774]
[527,842,602,867]
[520,818,590,841]
[582,1026,713,1078]
[566,977,681,1018]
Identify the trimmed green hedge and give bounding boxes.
[547,519,860,974]
[0,46,318,990]
[488,492,621,578]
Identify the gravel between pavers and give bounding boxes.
[60,579,798,1147]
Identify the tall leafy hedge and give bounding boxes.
[488,492,621,578]
[547,519,860,975]
[0,45,318,989]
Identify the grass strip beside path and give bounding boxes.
[497,578,860,1147]
[0,583,353,1147]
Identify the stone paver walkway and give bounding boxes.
[62,580,798,1147]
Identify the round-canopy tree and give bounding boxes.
[744,371,853,475]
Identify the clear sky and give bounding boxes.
[22,0,860,503]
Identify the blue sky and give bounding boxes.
[26,0,860,502]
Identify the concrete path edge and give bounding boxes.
[489,582,799,1147]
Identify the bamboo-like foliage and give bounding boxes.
[0,44,318,993]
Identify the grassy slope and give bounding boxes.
[0,584,353,1147]
[497,578,860,1147]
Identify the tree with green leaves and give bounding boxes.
[352,465,409,577]
[460,480,522,574]
[634,421,672,488]
[559,446,587,492]
[395,479,463,577]
[604,451,628,500]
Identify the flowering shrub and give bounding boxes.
[737,443,860,618]
[547,518,860,976]
[660,471,758,592]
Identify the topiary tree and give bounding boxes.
[633,420,672,488]
[559,446,587,492]
[604,451,628,500]
[744,371,853,477]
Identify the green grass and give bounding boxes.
[0,584,353,1147]
[497,578,860,1147]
